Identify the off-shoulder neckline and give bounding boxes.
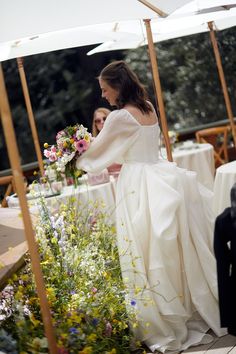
[121,108,159,127]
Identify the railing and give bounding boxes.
[0,161,40,177]
[177,117,236,141]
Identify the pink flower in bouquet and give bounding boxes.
[44,145,58,162]
[56,130,66,140]
[57,138,66,151]
[74,139,88,154]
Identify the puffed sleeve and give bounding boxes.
[76,109,140,173]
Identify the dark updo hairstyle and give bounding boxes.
[99,60,152,114]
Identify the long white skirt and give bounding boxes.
[115,160,226,353]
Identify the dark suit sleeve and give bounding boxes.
[214,208,232,327]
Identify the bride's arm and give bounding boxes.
[76,110,140,173]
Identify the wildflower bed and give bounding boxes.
[0,198,142,353]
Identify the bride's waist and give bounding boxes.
[123,158,160,165]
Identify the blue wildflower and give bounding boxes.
[69,327,79,334]
[92,318,99,326]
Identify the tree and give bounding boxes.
[125,27,236,131]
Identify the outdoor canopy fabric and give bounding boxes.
[0,0,191,61]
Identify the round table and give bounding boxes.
[213,160,236,216]
[7,178,117,222]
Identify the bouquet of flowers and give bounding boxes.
[43,124,92,186]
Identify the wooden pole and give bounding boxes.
[138,0,167,17]
[208,21,236,148]
[0,63,58,354]
[144,19,173,161]
[17,57,45,176]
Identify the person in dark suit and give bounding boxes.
[214,182,236,336]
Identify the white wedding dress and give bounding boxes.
[76,109,225,353]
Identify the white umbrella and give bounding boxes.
[0,0,194,61]
[0,27,141,62]
[169,0,236,17]
[87,7,236,54]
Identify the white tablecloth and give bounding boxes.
[213,160,236,216]
[7,179,117,222]
[162,143,215,190]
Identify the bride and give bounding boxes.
[76,60,225,353]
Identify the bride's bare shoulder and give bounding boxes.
[123,104,158,125]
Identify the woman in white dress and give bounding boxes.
[76,60,225,353]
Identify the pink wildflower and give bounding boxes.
[105,321,112,337]
[58,348,69,354]
[91,287,97,294]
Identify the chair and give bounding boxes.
[195,126,229,168]
[0,175,15,207]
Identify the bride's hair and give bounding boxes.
[99,60,152,114]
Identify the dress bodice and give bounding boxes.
[123,123,160,164]
[76,108,161,173]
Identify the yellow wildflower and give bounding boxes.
[21,274,29,281]
[87,333,97,342]
[108,349,117,354]
[29,314,41,327]
[44,143,49,148]
[15,290,23,300]
[79,346,93,354]
[132,322,138,328]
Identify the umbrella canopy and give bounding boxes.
[169,0,236,17]
[0,27,141,61]
[0,0,192,61]
[87,6,236,54]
